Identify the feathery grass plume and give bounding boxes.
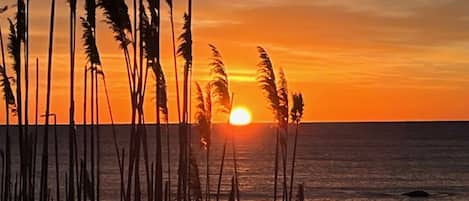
[194,82,211,149]
[277,68,288,129]
[288,93,303,201]
[208,44,230,113]
[0,63,14,201]
[178,13,193,70]
[177,11,193,201]
[84,0,95,28]
[81,18,101,66]
[7,19,20,80]
[256,46,281,201]
[152,63,168,120]
[291,93,303,123]
[207,45,233,201]
[256,47,280,120]
[0,17,14,201]
[277,67,289,201]
[0,65,15,108]
[141,9,154,60]
[82,2,101,199]
[7,18,23,139]
[98,0,132,50]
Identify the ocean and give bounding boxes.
[1,121,469,201]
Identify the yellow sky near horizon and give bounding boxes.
[1,0,469,124]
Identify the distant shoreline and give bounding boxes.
[1,120,468,126]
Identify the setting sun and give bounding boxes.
[230,107,252,126]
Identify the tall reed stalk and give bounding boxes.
[39,0,56,201]
[177,1,193,197]
[0,14,15,201]
[40,113,59,201]
[277,68,289,201]
[256,46,281,201]
[165,0,181,122]
[32,57,39,201]
[99,1,163,201]
[67,0,77,200]
[194,82,211,201]
[204,44,235,201]
[288,93,303,201]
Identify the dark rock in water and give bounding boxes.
[402,191,430,197]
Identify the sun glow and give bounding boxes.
[230,107,252,126]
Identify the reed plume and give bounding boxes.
[277,68,288,129]
[256,46,281,201]
[194,82,211,150]
[81,18,101,66]
[0,17,14,111]
[0,25,14,200]
[178,14,193,71]
[82,0,101,199]
[194,81,212,201]
[288,93,303,201]
[98,0,132,49]
[208,44,230,113]
[7,19,21,130]
[257,47,280,119]
[0,44,14,201]
[99,1,160,201]
[177,10,193,201]
[206,44,240,201]
[277,67,289,201]
[0,65,15,109]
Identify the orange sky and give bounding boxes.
[1,0,469,124]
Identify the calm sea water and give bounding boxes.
[2,122,469,201]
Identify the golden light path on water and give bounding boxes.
[229,107,252,126]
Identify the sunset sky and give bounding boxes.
[1,0,469,123]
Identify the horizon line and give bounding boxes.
[1,120,469,126]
